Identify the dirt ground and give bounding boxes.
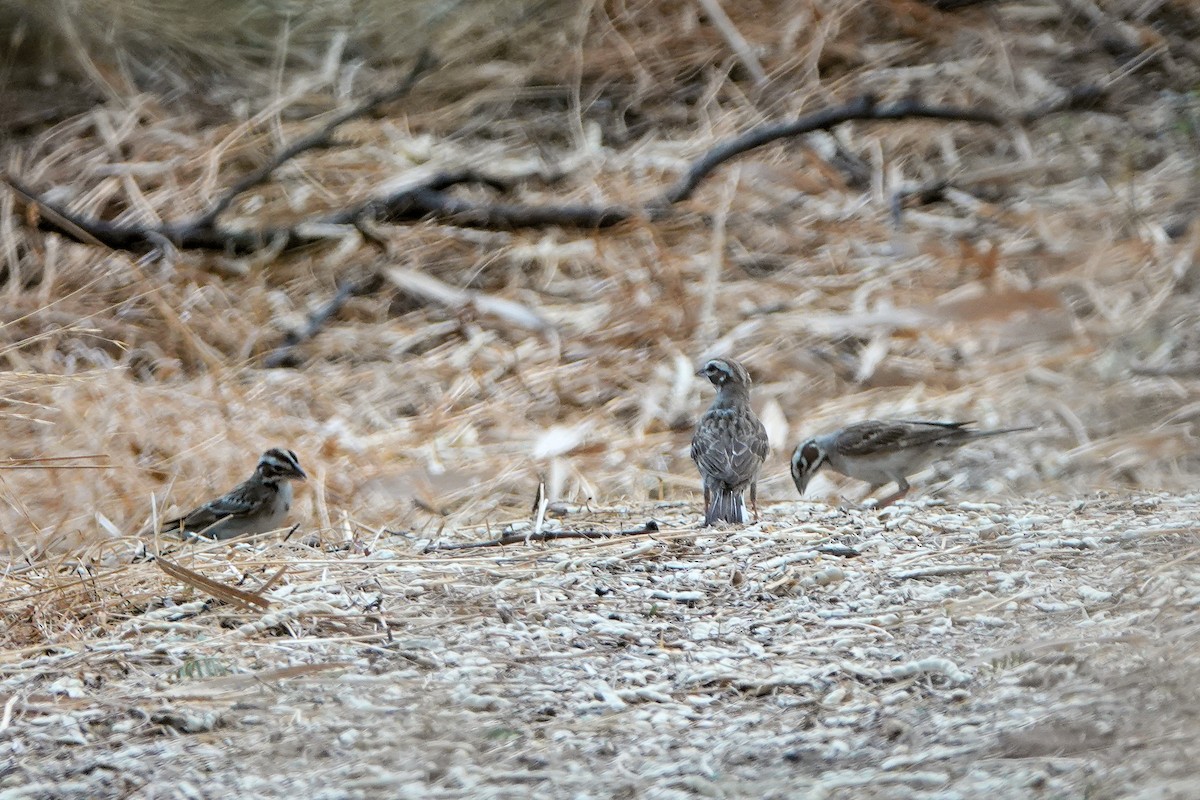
[4,495,1200,799]
[4,0,1200,797]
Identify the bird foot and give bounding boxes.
[868,489,908,510]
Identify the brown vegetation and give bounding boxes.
[2,0,1196,558]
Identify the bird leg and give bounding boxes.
[749,483,759,523]
[872,478,910,510]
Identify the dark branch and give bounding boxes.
[656,95,1009,206]
[332,170,631,229]
[2,174,308,252]
[370,188,632,229]
[4,170,519,254]
[424,520,661,551]
[6,91,1107,255]
[1017,85,1107,124]
[193,50,436,229]
[322,169,514,224]
[262,277,378,368]
[923,0,1004,9]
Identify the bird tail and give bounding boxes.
[970,425,1037,439]
[705,488,745,525]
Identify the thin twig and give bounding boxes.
[0,454,110,470]
[694,0,769,88]
[925,0,1003,9]
[155,556,272,611]
[383,266,553,332]
[193,50,436,229]
[258,565,290,594]
[262,277,374,368]
[1129,361,1200,377]
[424,520,661,551]
[891,564,995,580]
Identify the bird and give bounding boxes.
[690,357,770,526]
[790,420,1033,508]
[155,448,307,540]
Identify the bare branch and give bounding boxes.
[423,520,662,551]
[193,50,436,229]
[262,278,371,368]
[655,96,1007,207]
[5,90,1107,256]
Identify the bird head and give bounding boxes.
[790,439,827,495]
[695,357,752,390]
[257,448,307,482]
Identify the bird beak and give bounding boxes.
[295,467,308,481]
[791,463,809,495]
[694,368,706,378]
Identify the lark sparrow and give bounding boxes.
[157,448,307,540]
[791,420,1033,508]
[691,358,770,526]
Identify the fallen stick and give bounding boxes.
[424,520,662,551]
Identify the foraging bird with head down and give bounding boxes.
[691,357,770,526]
[156,448,307,540]
[790,420,1033,508]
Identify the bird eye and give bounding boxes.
[801,443,820,468]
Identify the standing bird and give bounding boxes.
[690,358,770,526]
[790,420,1033,508]
[156,448,307,540]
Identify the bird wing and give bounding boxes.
[692,413,769,486]
[748,415,770,463]
[834,420,970,457]
[164,482,274,533]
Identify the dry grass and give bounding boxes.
[3,0,1199,558]
[2,0,577,93]
[3,0,1200,794]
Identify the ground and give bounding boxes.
[4,494,1199,798]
